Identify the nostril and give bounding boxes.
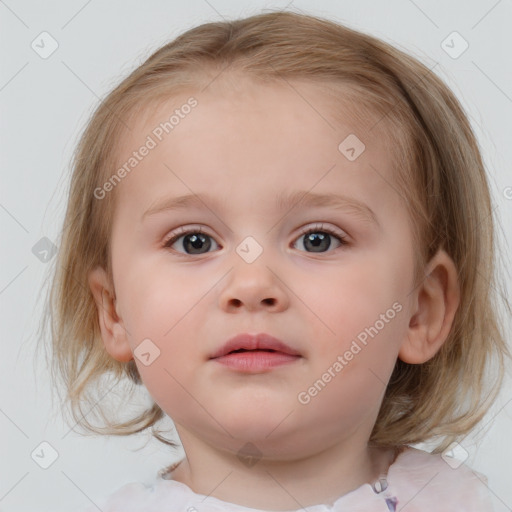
[227,298,276,308]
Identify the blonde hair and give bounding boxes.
[39,10,510,453]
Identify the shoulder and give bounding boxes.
[388,446,494,511]
[73,479,193,512]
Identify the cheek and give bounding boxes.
[306,256,395,332]
[310,252,411,358]
[121,262,218,352]
[119,261,203,338]
[134,359,200,423]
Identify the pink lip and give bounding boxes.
[210,333,302,373]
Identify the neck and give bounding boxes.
[168,429,397,510]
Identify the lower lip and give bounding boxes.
[212,351,301,372]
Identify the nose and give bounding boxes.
[218,257,290,313]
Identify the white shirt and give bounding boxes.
[76,447,494,511]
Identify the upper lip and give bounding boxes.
[210,333,302,359]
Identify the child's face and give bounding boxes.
[97,79,418,457]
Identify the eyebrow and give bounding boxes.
[142,190,379,227]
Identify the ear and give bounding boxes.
[88,266,133,362]
[399,249,460,364]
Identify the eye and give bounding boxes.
[163,223,349,256]
[293,223,349,253]
[163,226,220,255]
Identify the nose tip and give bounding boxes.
[218,261,289,313]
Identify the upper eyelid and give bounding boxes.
[297,223,347,235]
[295,223,349,245]
[163,225,209,244]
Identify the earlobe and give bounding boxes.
[88,266,133,362]
[399,249,460,364]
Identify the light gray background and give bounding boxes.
[1,0,511,510]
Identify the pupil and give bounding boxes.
[305,232,330,252]
[185,233,211,254]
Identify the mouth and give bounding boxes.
[210,333,302,373]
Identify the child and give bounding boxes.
[43,9,510,511]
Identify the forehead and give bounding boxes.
[122,74,394,156]
[110,78,403,223]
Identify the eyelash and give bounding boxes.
[296,223,349,249]
[162,223,349,255]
